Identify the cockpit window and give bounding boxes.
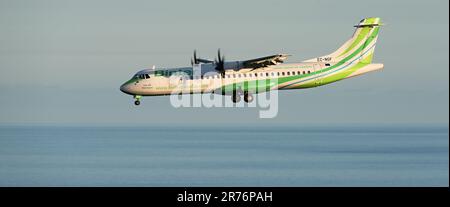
[136,74,151,79]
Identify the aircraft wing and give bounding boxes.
[242,54,290,69]
[197,58,214,63]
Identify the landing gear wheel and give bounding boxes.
[232,94,241,103]
[244,92,254,103]
[237,89,244,96]
[133,95,142,106]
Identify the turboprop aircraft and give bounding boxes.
[120,17,383,105]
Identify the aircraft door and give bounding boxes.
[156,72,169,94]
[313,63,323,86]
[169,73,182,94]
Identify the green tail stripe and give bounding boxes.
[338,27,372,58]
[320,55,373,84]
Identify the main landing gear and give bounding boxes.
[232,94,241,103]
[243,92,254,103]
[134,95,141,106]
[231,91,254,103]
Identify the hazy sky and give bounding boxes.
[0,0,448,125]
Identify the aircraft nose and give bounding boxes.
[120,83,132,95]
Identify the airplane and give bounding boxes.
[120,17,383,105]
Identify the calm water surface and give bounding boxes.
[0,125,448,186]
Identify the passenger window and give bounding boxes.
[145,74,150,79]
[282,72,285,76]
[308,71,311,74]
[266,72,269,76]
[287,72,290,75]
[255,73,258,77]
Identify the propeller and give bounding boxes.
[215,49,225,78]
[191,50,199,65]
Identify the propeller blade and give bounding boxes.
[191,49,200,65]
[214,49,226,78]
[194,50,197,64]
[218,49,221,63]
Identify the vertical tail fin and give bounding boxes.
[304,17,382,64]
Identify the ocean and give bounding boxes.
[0,125,448,186]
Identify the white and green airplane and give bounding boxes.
[120,17,383,105]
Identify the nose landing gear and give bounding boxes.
[134,95,142,106]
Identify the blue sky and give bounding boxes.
[0,0,448,125]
